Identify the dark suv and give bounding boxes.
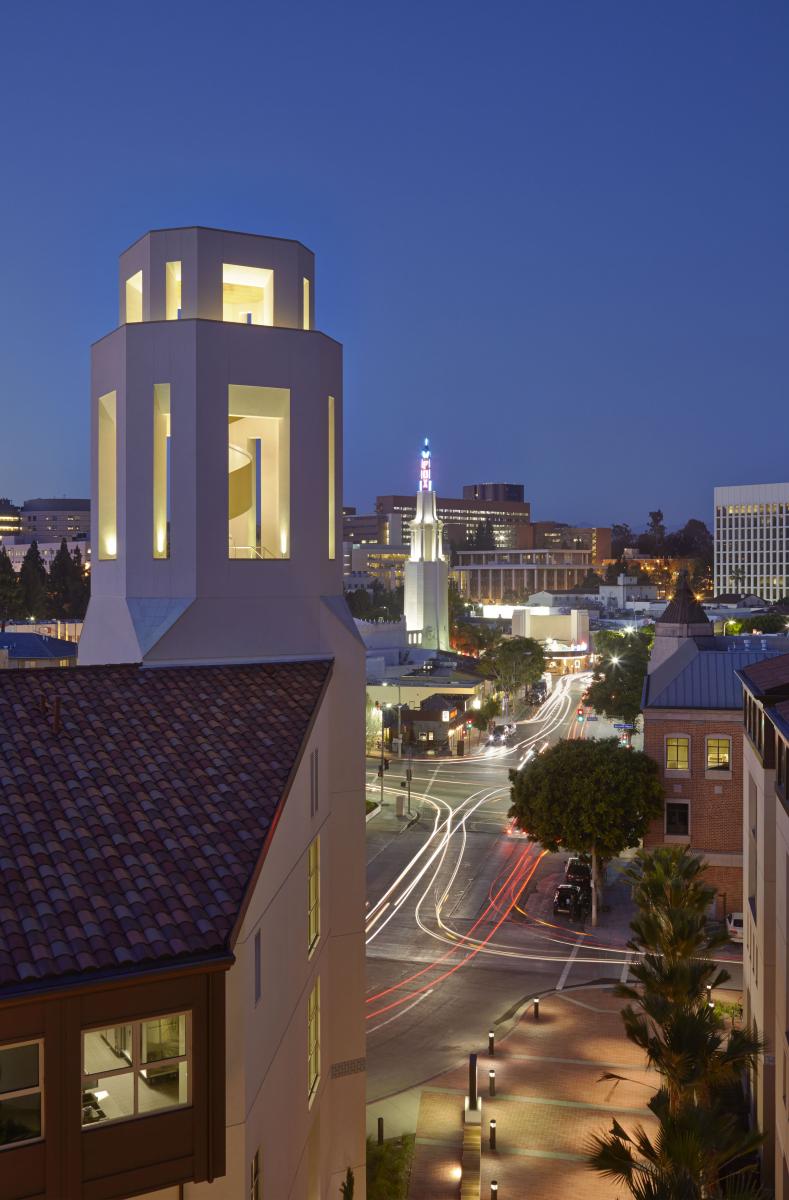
[565,857,592,889]
[553,884,583,918]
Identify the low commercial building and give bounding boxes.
[737,653,789,1195]
[0,631,77,669]
[641,575,789,916]
[454,548,592,602]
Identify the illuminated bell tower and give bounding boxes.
[404,438,449,651]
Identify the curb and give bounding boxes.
[365,804,382,823]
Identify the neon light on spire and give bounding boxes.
[419,437,432,492]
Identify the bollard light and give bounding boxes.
[706,984,712,1002]
[491,1182,499,1198]
[488,1029,495,1056]
[489,1068,496,1097]
[489,1118,497,1151]
[708,1000,715,1011]
[533,997,540,1020]
[377,1116,384,1146]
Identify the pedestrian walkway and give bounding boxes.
[406,985,659,1199]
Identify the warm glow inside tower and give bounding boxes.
[404,437,450,651]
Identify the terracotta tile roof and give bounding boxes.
[0,659,331,994]
[737,652,789,697]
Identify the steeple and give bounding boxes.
[419,437,432,492]
[404,436,449,651]
[648,570,713,673]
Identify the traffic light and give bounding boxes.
[577,707,584,723]
[383,758,390,771]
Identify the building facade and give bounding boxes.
[641,575,789,918]
[0,228,366,1199]
[0,498,21,540]
[453,548,591,602]
[715,483,789,603]
[20,498,90,542]
[516,522,611,563]
[376,490,531,551]
[738,654,789,1195]
[462,482,524,503]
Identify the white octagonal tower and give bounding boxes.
[80,226,345,665]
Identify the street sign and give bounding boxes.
[613,723,634,730]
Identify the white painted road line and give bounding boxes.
[368,989,434,1033]
[556,936,582,991]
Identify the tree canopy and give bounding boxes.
[0,547,19,631]
[586,628,652,726]
[509,737,663,922]
[480,635,545,698]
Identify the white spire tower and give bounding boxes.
[404,437,449,650]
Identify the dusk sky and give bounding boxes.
[0,2,786,530]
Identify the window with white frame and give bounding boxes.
[81,1013,190,1127]
[307,978,320,1103]
[665,801,689,837]
[706,736,731,773]
[0,1039,43,1148]
[308,836,320,954]
[665,736,690,772]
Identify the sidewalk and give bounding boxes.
[517,853,637,948]
[406,984,658,1199]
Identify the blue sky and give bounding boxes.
[0,1,786,529]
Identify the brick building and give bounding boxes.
[641,573,789,915]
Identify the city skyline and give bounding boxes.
[1,3,787,526]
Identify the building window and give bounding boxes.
[254,929,261,1007]
[310,747,319,818]
[222,264,273,326]
[666,802,690,837]
[98,391,117,560]
[153,384,171,558]
[706,737,731,773]
[250,1148,261,1200]
[166,261,182,320]
[328,395,336,559]
[308,836,320,954]
[228,386,290,559]
[82,1013,190,1127]
[303,277,311,331]
[307,978,320,1104]
[0,1040,43,1149]
[125,271,143,323]
[665,736,690,772]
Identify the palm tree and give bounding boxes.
[588,1088,766,1199]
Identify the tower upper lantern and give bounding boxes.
[419,437,432,493]
[80,227,343,666]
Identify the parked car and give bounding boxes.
[726,912,744,942]
[553,883,583,918]
[565,856,592,887]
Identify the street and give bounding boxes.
[365,673,743,1114]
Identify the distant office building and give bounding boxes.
[377,490,531,551]
[454,547,591,601]
[462,482,524,503]
[715,483,789,603]
[347,543,408,589]
[517,522,611,563]
[21,497,90,541]
[342,507,387,545]
[0,498,21,540]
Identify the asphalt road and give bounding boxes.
[365,673,743,1106]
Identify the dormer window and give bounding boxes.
[222,264,273,326]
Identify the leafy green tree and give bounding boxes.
[470,695,501,732]
[0,546,19,631]
[611,523,634,558]
[47,539,79,618]
[509,737,662,924]
[69,545,90,618]
[735,613,788,635]
[480,636,545,705]
[19,540,48,618]
[604,559,626,583]
[586,628,651,727]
